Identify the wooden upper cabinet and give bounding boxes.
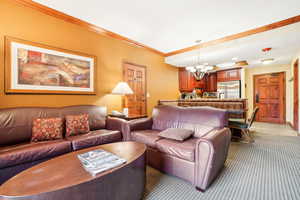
[206,72,217,92]
[179,68,194,92]
[216,70,227,82]
[227,69,241,80]
[194,78,206,89]
[178,68,208,92]
[217,68,241,82]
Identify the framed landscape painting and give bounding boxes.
[5,37,96,94]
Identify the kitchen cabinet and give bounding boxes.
[206,72,217,92]
[179,68,207,92]
[217,68,241,82]
[179,68,194,92]
[194,78,206,89]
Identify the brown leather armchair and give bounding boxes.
[123,105,231,191]
[0,105,126,185]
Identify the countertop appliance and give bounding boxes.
[217,80,241,99]
[202,92,218,98]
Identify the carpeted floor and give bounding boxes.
[144,122,300,200]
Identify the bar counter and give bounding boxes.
[158,99,248,119]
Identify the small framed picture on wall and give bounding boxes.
[5,36,97,95]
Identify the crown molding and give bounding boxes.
[11,1,300,58]
[12,0,165,56]
[165,15,300,57]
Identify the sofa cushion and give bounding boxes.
[0,140,72,169]
[158,128,194,141]
[151,105,228,134]
[66,114,90,137]
[131,130,161,148]
[31,117,64,142]
[67,129,122,151]
[152,106,180,131]
[156,138,199,162]
[0,107,61,146]
[178,106,228,128]
[61,105,107,131]
[177,123,216,138]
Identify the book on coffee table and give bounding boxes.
[77,149,127,176]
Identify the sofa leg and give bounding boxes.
[195,187,205,192]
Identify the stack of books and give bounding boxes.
[77,149,127,176]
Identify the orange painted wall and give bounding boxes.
[0,0,179,114]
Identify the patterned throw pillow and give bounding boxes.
[31,117,63,142]
[66,114,90,137]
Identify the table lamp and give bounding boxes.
[111,82,134,117]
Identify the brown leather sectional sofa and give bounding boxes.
[124,105,231,191]
[0,105,125,185]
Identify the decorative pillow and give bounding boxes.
[31,117,63,142]
[158,128,194,141]
[66,114,90,137]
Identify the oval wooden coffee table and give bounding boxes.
[0,142,146,200]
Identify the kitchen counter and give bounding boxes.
[158,99,248,119]
[160,98,247,102]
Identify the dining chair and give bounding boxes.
[228,107,259,143]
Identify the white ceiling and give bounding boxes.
[33,0,300,53]
[165,22,300,68]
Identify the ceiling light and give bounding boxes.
[185,66,194,71]
[186,65,214,80]
[261,58,274,65]
[206,66,214,70]
[190,68,197,73]
[235,60,248,66]
[232,57,238,61]
[262,48,272,52]
[183,43,214,80]
[195,65,204,69]
[217,62,235,68]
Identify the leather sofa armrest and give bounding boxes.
[194,128,231,191]
[106,117,127,133]
[122,118,153,141]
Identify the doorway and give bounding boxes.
[294,59,299,131]
[253,72,285,123]
[123,62,147,116]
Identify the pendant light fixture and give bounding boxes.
[185,40,214,80]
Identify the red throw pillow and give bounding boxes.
[66,114,90,137]
[31,117,63,142]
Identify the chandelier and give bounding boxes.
[184,40,214,80]
[186,64,214,81]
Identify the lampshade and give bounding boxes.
[111,82,133,95]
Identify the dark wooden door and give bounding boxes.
[254,72,285,123]
[123,62,146,116]
[294,60,299,130]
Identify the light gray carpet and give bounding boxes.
[144,123,300,200]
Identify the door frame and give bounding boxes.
[293,59,299,131]
[122,61,147,114]
[253,71,286,123]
